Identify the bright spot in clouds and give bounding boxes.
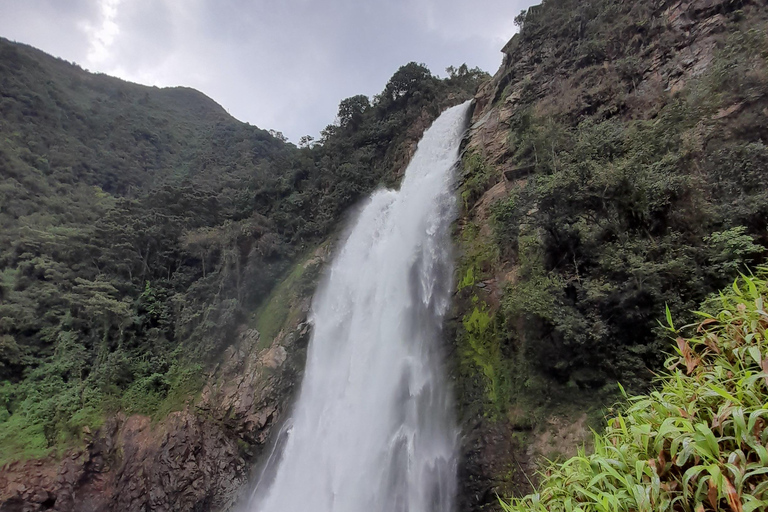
[0,0,537,141]
[80,0,122,66]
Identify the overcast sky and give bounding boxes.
[0,0,535,141]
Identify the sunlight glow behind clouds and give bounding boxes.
[0,0,537,141]
[80,0,122,66]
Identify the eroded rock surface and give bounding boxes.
[0,301,313,512]
[455,1,754,510]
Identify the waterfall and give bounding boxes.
[245,101,472,512]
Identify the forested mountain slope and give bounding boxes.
[4,0,768,509]
[0,36,483,510]
[452,0,768,508]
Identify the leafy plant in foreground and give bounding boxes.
[501,269,768,512]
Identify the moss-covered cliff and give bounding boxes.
[453,0,768,509]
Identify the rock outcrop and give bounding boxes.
[454,0,764,510]
[0,275,317,512]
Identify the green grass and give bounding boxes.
[150,362,205,420]
[0,380,104,465]
[501,269,768,512]
[454,206,512,417]
[251,262,306,349]
[251,252,323,350]
[0,413,50,464]
[461,302,509,414]
[461,150,494,210]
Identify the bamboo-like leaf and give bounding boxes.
[723,462,744,490]
[724,475,743,512]
[754,444,768,466]
[496,273,768,512]
[697,317,718,332]
[677,439,696,467]
[733,407,748,442]
[677,337,700,375]
[684,465,706,497]
[743,467,768,481]
[744,275,758,298]
[743,499,768,512]
[695,423,721,460]
[617,380,628,398]
[707,477,719,509]
[666,303,675,330]
[747,409,768,436]
[709,383,740,405]
[712,403,734,431]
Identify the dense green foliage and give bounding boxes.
[458,0,768,411]
[501,271,768,512]
[450,5,768,504]
[0,38,484,462]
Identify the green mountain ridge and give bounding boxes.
[0,33,482,471]
[1,0,768,510]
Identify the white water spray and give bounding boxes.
[246,101,472,512]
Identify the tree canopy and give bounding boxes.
[0,36,486,462]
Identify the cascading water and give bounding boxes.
[246,101,472,512]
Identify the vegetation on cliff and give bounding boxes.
[458,0,767,418]
[501,270,768,512]
[455,0,768,506]
[0,37,485,463]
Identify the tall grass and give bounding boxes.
[501,269,768,512]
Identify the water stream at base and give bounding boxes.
[245,101,472,512]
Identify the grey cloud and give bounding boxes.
[0,0,537,141]
[0,0,98,63]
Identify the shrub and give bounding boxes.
[501,270,768,512]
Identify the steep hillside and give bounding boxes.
[7,0,767,507]
[0,37,484,510]
[453,0,768,508]
[503,270,768,512]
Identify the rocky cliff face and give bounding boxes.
[0,251,322,512]
[0,325,308,512]
[470,0,741,165]
[453,0,768,509]
[3,1,765,509]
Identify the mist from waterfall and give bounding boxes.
[246,101,472,512]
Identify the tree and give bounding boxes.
[268,129,288,142]
[319,124,338,144]
[299,135,315,148]
[336,95,370,128]
[383,62,433,102]
[514,9,527,30]
[446,64,488,84]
